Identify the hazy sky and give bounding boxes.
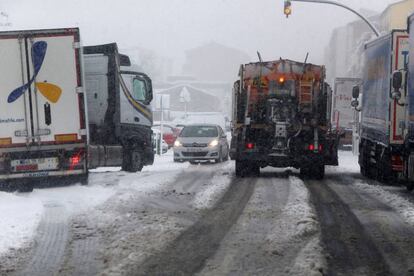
[1,0,402,73]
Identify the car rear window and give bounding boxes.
[180,126,218,137]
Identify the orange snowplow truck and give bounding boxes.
[230,59,339,178]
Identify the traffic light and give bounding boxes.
[284,0,292,18]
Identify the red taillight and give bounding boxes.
[308,144,323,152]
[70,155,81,166]
[69,151,84,170]
[246,143,255,149]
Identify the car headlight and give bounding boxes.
[209,139,219,147]
[174,140,182,147]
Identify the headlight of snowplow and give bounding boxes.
[174,140,182,147]
[209,139,219,147]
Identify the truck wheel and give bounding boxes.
[17,181,34,193]
[314,165,325,180]
[235,160,247,177]
[251,164,260,176]
[300,167,310,179]
[123,149,143,172]
[407,182,414,192]
[129,150,144,172]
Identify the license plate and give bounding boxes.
[186,148,203,153]
[11,157,59,172]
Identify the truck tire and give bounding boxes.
[359,142,369,177]
[123,149,143,172]
[407,182,414,192]
[130,149,144,172]
[300,166,310,179]
[314,164,325,180]
[235,160,248,177]
[251,164,260,176]
[17,181,34,193]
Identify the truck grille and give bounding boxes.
[182,152,208,157]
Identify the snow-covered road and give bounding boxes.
[0,151,413,275]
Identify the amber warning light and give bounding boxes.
[278,77,285,83]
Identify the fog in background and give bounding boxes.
[0,0,401,80]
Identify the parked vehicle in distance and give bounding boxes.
[152,122,180,148]
[332,77,361,149]
[173,124,229,163]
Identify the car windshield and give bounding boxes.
[180,126,218,137]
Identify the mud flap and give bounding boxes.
[324,135,339,166]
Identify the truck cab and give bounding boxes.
[83,43,154,172]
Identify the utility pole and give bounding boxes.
[284,0,380,37]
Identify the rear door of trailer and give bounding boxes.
[0,28,87,176]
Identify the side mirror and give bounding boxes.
[145,78,153,104]
[392,71,402,91]
[352,86,360,99]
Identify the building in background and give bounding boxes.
[379,0,414,32]
[324,9,379,84]
[324,0,414,84]
[153,84,223,122]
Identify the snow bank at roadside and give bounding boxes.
[31,185,116,215]
[0,192,43,256]
[354,180,414,227]
[90,150,188,174]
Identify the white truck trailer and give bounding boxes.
[0,28,154,191]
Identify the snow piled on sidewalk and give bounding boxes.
[354,181,414,227]
[0,192,43,256]
[334,151,414,227]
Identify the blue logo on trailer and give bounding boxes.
[8,41,62,104]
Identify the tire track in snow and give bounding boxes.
[20,201,69,276]
[130,176,257,275]
[308,178,392,276]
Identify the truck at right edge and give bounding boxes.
[352,28,414,190]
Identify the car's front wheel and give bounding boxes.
[215,147,223,163]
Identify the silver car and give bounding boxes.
[173,124,229,163]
